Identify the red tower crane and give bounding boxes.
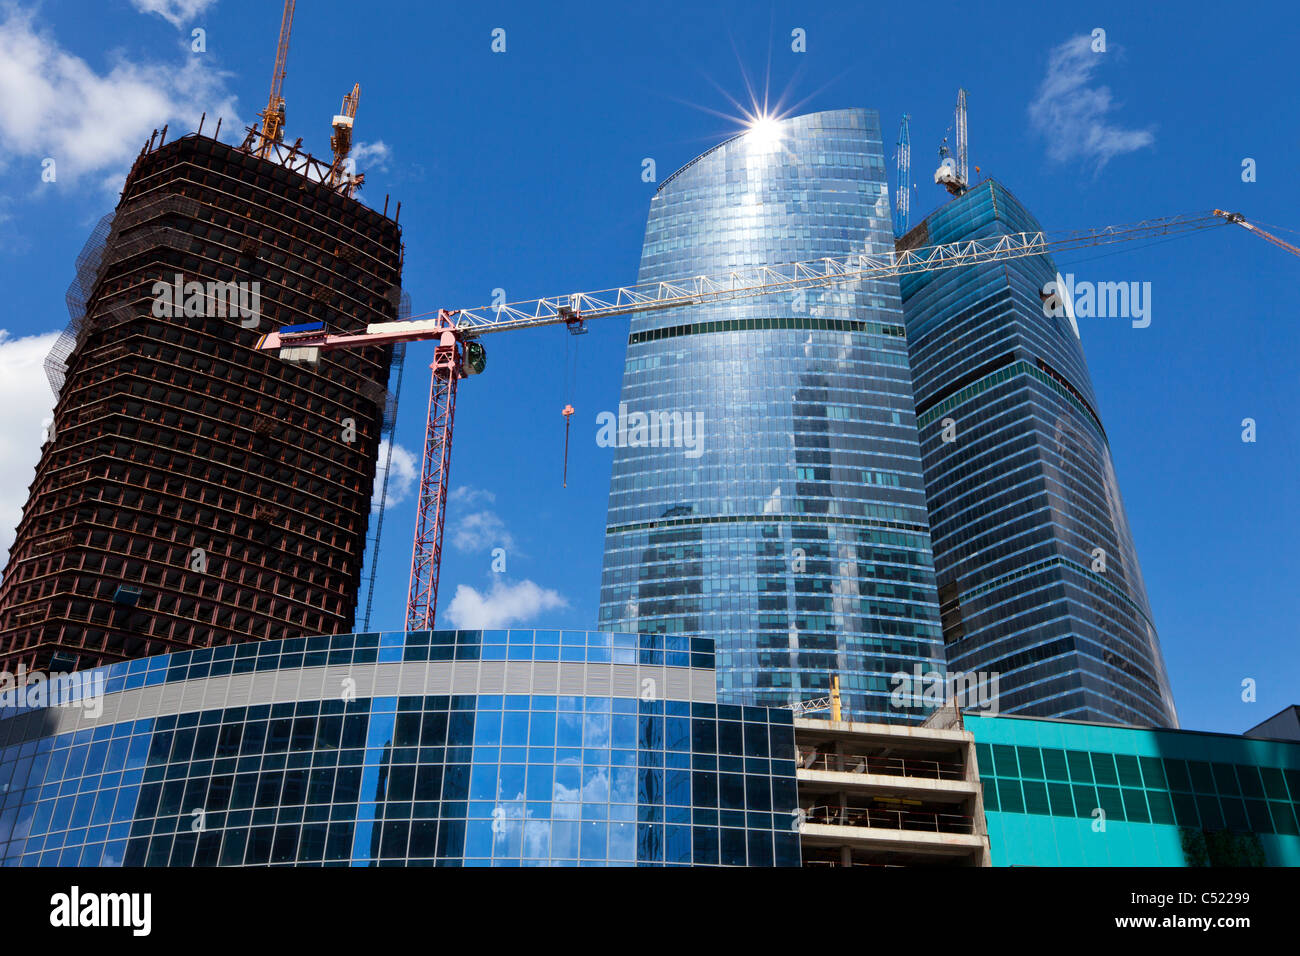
[257,208,1296,631]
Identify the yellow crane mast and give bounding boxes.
[329,84,362,195]
[256,0,296,157]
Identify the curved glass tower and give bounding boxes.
[598,109,945,722]
[0,630,800,867]
[900,180,1177,727]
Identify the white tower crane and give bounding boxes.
[258,209,1293,630]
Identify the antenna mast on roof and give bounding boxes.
[894,114,911,236]
[934,88,969,197]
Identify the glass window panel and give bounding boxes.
[1121,788,1149,823]
[1212,763,1241,796]
[998,778,1024,813]
[1115,755,1143,788]
[1188,761,1216,794]
[1071,784,1097,819]
[982,781,999,813]
[1138,756,1167,789]
[1022,780,1050,814]
[1164,759,1192,792]
[1091,754,1119,787]
[1066,751,1093,782]
[1041,749,1069,781]
[1047,782,1074,816]
[1016,748,1044,780]
[1147,790,1176,825]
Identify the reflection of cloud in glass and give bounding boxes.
[552,765,610,806]
[552,801,580,822]
[522,819,549,859]
[553,762,581,800]
[609,821,636,861]
[548,764,613,806]
[495,765,526,803]
[557,712,583,747]
[583,712,611,749]
[551,820,580,858]
[490,799,551,859]
[611,766,636,804]
[582,765,611,804]
[487,761,618,861]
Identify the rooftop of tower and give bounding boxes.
[655,107,881,195]
[123,122,402,227]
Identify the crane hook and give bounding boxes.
[561,404,575,488]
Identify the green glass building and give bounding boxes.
[968,713,1300,866]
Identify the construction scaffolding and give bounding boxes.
[45,213,114,400]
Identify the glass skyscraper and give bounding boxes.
[598,109,946,722]
[899,180,1177,727]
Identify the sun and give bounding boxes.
[746,114,783,150]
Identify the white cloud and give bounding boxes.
[449,485,495,506]
[0,7,238,184]
[351,140,391,173]
[372,439,416,511]
[447,486,515,553]
[1028,34,1154,171]
[0,196,22,252]
[130,0,218,28]
[452,510,514,553]
[446,578,568,629]
[0,329,60,570]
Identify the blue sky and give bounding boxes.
[0,0,1294,736]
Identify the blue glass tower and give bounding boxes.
[598,109,946,722]
[900,180,1177,727]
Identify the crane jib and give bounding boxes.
[253,205,1290,629]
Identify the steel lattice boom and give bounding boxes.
[256,207,1283,630]
[256,0,296,156]
[260,210,1230,357]
[405,332,462,630]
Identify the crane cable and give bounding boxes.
[561,331,579,487]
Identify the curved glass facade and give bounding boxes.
[0,630,800,866]
[900,181,1176,726]
[598,109,945,722]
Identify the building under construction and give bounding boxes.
[0,128,403,673]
